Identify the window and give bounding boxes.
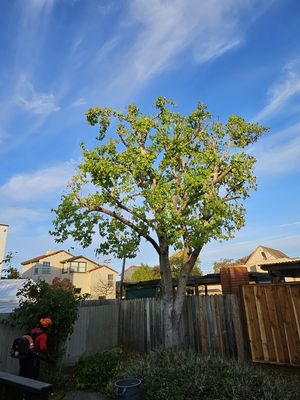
[78,262,86,273]
[41,264,51,274]
[70,261,87,273]
[62,264,68,274]
[261,251,267,260]
[34,265,39,275]
[108,274,114,287]
[43,261,50,266]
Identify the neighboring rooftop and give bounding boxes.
[22,250,73,265]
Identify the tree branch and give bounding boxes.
[76,195,161,254]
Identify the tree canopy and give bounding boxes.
[51,97,267,346]
[213,256,249,273]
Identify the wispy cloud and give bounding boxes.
[100,0,273,98]
[0,161,75,202]
[16,75,60,115]
[254,59,300,122]
[70,98,87,108]
[279,221,300,228]
[255,122,300,174]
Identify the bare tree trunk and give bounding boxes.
[159,242,202,348]
[159,239,181,348]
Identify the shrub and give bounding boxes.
[107,350,298,400]
[74,347,125,391]
[8,279,82,357]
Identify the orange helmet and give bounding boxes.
[40,318,52,328]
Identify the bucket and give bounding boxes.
[115,378,141,400]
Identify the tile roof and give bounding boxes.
[258,257,300,267]
[22,250,73,265]
[259,246,289,259]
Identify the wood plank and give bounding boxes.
[279,285,300,365]
[214,296,224,356]
[255,286,270,361]
[198,296,208,354]
[219,295,230,357]
[242,286,264,361]
[226,295,237,358]
[230,295,246,362]
[259,286,277,362]
[264,285,285,363]
[272,285,290,363]
[288,285,300,365]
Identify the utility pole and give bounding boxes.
[0,224,9,279]
[119,257,126,300]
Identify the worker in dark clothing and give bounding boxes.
[19,317,52,380]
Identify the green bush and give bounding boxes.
[107,350,298,400]
[74,347,125,391]
[8,279,82,357]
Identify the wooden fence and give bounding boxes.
[119,295,247,361]
[242,283,300,366]
[0,294,247,372]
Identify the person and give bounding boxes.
[19,317,52,380]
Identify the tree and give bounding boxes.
[2,251,20,279]
[51,97,267,347]
[168,250,202,278]
[130,264,160,282]
[213,256,248,273]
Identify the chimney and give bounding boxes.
[0,224,9,279]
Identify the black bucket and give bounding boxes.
[115,378,141,399]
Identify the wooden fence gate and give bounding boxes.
[242,283,300,366]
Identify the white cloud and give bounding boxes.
[0,161,75,202]
[255,122,300,174]
[19,93,60,115]
[254,59,300,122]
[70,98,87,108]
[127,0,271,82]
[16,76,60,115]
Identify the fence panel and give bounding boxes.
[0,314,22,374]
[119,295,247,361]
[242,283,300,366]
[64,302,119,365]
[0,294,247,372]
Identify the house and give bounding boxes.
[123,265,142,281]
[22,250,118,299]
[258,258,300,282]
[244,245,289,273]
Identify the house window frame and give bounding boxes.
[69,261,87,273]
[62,264,68,274]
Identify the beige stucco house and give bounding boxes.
[22,250,118,299]
[244,245,289,273]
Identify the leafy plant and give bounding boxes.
[2,251,20,279]
[107,350,298,400]
[8,279,82,357]
[74,348,125,391]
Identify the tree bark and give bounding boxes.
[159,242,202,348]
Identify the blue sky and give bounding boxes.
[1,0,300,275]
